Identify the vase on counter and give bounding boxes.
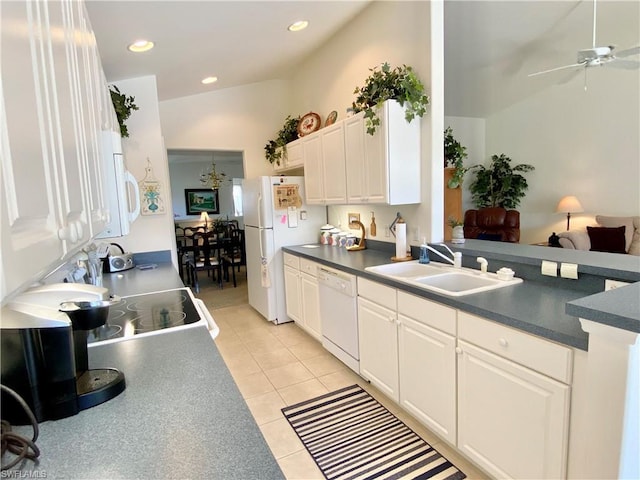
[451,225,465,244]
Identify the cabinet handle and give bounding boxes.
[455,347,463,355]
[499,338,509,347]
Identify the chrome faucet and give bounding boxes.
[424,244,462,268]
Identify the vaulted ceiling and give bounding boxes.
[87,1,639,119]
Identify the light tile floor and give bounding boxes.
[211,303,490,480]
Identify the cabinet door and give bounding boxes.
[320,123,347,204]
[344,114,366,203]
[398,315,457,445]
[363,112,387,204]
[301,272,321,341]
[358,296,399,401]
[1,1,67,298]
[458,340,570,479]
[302,135,324,204]
[283,266,302,323]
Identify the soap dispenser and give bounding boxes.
[419,238,430,264]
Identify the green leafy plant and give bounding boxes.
[352,63,430,135]
[444,126,468,189]
[467,154,535,209]
[447,216,464,228]
[109,85,138,137]
[264,115,301,165]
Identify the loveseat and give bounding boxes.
[557,215,640,255]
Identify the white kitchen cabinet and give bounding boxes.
[457,312,572,479]
[345,101,420,205]
[1,0,110,299]
[357,278,398,401]
[303,123,347,205]
[397,292,457,445]
[283,253,321,340]
[274,138,303,173]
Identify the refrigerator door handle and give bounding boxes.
[257,192,263,229]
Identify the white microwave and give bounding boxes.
[96,131,140,239]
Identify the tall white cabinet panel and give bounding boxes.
[397,292,457,445]
[302,135,324,204]
[301,271,321,340]
[1,1,67,299]
[357,296,399,402]
[1,0,112,299]
[283,266,302,323]
[457,340,570,479]
[320,123,347,204]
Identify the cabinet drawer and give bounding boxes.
[283,252,300,269]
[397,291,456,336]
[357,277,396,310]
[458,312,573,384]
[299,258,318,277]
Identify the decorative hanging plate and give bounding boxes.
[325,111,338,127]
[297,112,321,137]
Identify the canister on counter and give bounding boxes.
[345,233,357,248]
[337,232,348,248]
[328,228,341,246]
[320,224,334,245]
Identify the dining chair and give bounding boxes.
[186,231,223,293]
[221,229,245,288]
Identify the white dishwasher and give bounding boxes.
[317,265,359,373]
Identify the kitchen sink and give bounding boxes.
[365,260,522,296]
[365,260,450,278]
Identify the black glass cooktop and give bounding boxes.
[87,288,202,344]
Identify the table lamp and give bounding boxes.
[556,195,583,231]
[200,212,210,232]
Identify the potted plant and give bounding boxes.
[444,126,468,189]
[467,154,535,209]
[447,216,465,244]
[109,85,138,138]
[352,63,430,135]
[264,115,301,166]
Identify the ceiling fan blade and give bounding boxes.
[528,61,586,77]
[607,59,640,70]
[616,46,640,58]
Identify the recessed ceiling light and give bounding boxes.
[288,20,308,32]
[201,76,218,85]
[128,40,154,53]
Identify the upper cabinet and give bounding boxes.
[346,101,420,205]
[298,100,420,206]
[1,0,111,299]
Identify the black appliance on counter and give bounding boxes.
[1,284,125,424]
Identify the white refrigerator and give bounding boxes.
[243,176,326,324]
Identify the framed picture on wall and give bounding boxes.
[185,188,220,215]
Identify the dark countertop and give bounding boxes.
[567,282,640,333]
[10,262,284,479]
[283,244,617,351]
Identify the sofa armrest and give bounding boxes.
[557,230,591,251]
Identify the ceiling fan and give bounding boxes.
[528,0,640,83]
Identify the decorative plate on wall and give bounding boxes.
[325,111,338,127]
[297,112,321,137]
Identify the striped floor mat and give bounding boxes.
[282,384,466,480]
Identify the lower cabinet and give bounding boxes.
[398,291,457,445]
[283,253,321,341]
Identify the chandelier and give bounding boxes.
[200,161,227,190]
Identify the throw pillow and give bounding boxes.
[587,226,626,254]
[595,215,635,252]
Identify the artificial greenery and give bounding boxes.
[212,218,227,234]
[109,85,138,137]
[444,126,468,189]
[447,216,464,228]
[264,115,301,165]
[467,154,535,209]
[352,63,430,135]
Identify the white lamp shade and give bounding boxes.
[556,195,584,214]
[200,212,210,221]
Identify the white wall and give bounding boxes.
[110,75,176,260]
[159,79,290,180]
[287,1,443,244]
[485,68,640,243]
